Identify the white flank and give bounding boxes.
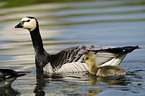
[43,62,53,73]
[98,58,116,67]
[99,53,128,67]
[56,62,89,73]
[110,53,127,66]
[43,62,89,73]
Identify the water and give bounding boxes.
[0,0,145,95]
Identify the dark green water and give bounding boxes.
[0,0,145,95]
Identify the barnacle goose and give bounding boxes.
[15,16,139,73]
[84,53,126,76]
[0,69,26,87]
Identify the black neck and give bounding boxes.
[30,24,45,54]
[29,21,50,70]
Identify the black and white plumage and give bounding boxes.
[0,69,26,87]
[15,16,139,73]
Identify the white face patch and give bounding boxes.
[21,17,36,31]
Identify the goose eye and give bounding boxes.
[85,57,89,60]
[26,20,30,22]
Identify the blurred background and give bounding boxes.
[0,0,145,96]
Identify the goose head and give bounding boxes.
[15,16,37,31]
[84,53,96,66]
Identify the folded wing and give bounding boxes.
[46,45,138,72]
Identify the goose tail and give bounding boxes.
[100,45,139,54]
[121,45,139,53]
[96,45,139,67]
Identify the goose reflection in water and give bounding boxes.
[87,74,129,96]
[34,70,46,96]
[33,69,142,96]
[87,69,143,96]
[34,71,88,96]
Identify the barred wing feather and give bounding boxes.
[45,45,138,73]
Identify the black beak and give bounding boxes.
[15,22,23,28]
